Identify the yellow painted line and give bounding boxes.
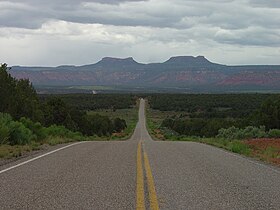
[136,142,145,210]
[143,152,160,210]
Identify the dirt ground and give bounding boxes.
[245,138,280,165]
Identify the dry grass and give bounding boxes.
[0,144,35,159]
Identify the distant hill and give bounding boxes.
[10,56,280,92]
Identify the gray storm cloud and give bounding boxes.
[0,0,279,66]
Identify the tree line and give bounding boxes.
[148,94,276,118]
[39,94,137,111]
[0,64,127,145]
[150,93,280,138]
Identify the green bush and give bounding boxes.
[0,112,84,146]
[20,117,47,141]
[230,141,251,155]
[216,126,240,139]
[45,125,71,137]
[45,124,82,139]
[0,113,13,144]
[0,113,13,123]
[113,118,127,132]
[268,129,280,138]
[84,114,113,136]
[9,121,35,145]
[161,117,237,137]
[254,97,280,130]
[0,125,10,144]
[217,126,267,140]
[242,126,266,139]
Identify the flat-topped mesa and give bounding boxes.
[164,55,215,67]
[9,55,280,89]
[97,57,139,66]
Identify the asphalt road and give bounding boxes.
[1,99,280,209]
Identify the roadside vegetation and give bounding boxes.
[146,94,280,166]
[88,102,139,140]
[0,64,137,159]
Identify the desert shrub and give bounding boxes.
[201,119,234,137]
[217,126,240,139]
[241,126,267,139]
[45,124,82,139]
[20,117,47,141]
[113,118,127,132]
[161,117,237,137]
[68,131,83,141]
[217,126,267,140]
[0,113,35,145]
[45,125,71,137]
[9,121,35,145]
[1,113,83,146]
[83,114,114,136]
[268,129,280,138]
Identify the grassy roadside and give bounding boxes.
[0,135,103,160]
[88,102,138,140]
[0,105,138,160]
[146,106,280,166]
[146,108,250,155]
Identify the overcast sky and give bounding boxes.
[0,0,279,66]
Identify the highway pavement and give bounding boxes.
[1,99,280,209]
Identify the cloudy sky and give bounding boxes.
[0,0,279,66]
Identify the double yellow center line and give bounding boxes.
[136,141,160,210]
[136,141,145,209]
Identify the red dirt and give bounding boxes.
[244,138,280,165]
[154,129,165,140]
[112,132,125,137]
[245,138,280,150]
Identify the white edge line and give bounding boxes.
[0,141,87,175]
[197,142,280,175]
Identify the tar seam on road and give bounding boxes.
[143,151,160,210]
[136,141,145,210]
[0,141,86,175]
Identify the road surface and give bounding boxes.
[1,99,280,209]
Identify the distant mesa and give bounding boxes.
[9,55,280,92]
[101,57,135,62]
[164,56,215,66]
[97,57,139,65]
[96,55,217,67]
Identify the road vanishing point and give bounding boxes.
[1,99,280,209]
